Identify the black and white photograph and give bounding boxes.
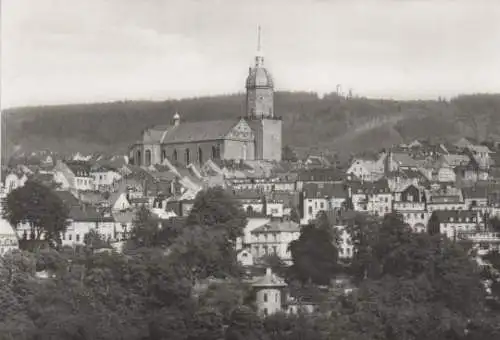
[1,0,500,338]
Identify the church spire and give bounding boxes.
[255,25,264,67]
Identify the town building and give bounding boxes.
[249,218,301,264]
[430,210,481,239]
[251,267,288,316]
[392,184,429,233]
[300,182,347,225]
[349,179,392,217]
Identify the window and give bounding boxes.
[173,149,178,161]
[212,146,217,159]
[273,246,277,254]
[161,150,166,162]
[185,148,191,164]
[263,308,268,316]
[76,234,80,242]
[198,147,203,164]
[320,202,324,209]
[69,234,72,241]
[275,293,278,302]
[308,206,313,215]
[263,293,268,302]
[145,150,152,166]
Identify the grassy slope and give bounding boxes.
[3,92,500,160]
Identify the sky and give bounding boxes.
[2,0,500,108]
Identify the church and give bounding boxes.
[129,29,282,167]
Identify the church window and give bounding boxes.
[145,150,152,166]
[185,149,190,164]
[173,150,177,161]
[198,147,203,164]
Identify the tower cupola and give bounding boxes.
[246,26,274,118]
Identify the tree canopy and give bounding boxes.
[288,212,340,285]
[3,180,69,245]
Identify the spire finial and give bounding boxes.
[257,25,262,53]
[255,25,264,66]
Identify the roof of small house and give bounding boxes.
[303,182,347,199]
[55,191,81,207]
[297,168,344,182]
[68,205,112,222]
[349,179,391,194]
[0,217,17,237]
[432,210,479,223]
[65,161,92,177]
[252,268,287,288]
[462,186,490,200]
[251,219,300,234]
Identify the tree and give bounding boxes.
[3,180,69,245]
[84,229,110,252]
[489,216,500,232]
[186,186,247,243]
[225,306,265,340]
[341,212,487,340]
[282,145,298,162]
[288,212,339,285]
[259,253,288,279]
[129,205,161,249]
[427,211,441,235]
[289,207,300,224]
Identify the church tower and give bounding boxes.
[245,26,282,161]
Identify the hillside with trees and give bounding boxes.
[3,92,500,160]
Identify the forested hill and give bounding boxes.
[3,92,500,160]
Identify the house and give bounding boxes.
[296,168,346,191]
[61,205,127,247]
[300,182,347,225]
[426,186,466,212]
[346,155,385,182]
[237,215,270,251]
[109,191,131,211]
[53,160,94,191]
[335,225,354,259]
[462,186,489,209]
[91,166,122,191]
[249,218,301,264]
[237,248,254,267]
[304,155,331,169]
[349,179,392,217]
[430,210,481,239]
[385,151,419,172]
[0,195,19,255]
[3,171,28,194]
[387,168,429,192]
[392,184,429,233]
[455,158,489,183]
[251,268,288,317]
